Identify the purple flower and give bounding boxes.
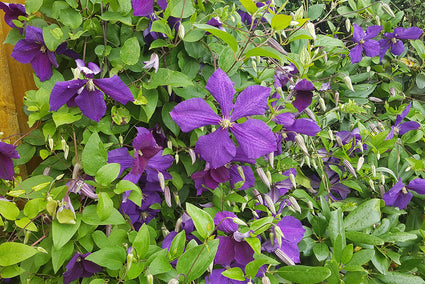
[0,141,19,181]
[11,26,59,81]
[350,24,382,63]
[379,27,423,60]
[215,232,254,267]
[292,79,316,112]
[108,127,163,184]
[49,59,134,122]
[383,178,425,209]
[170,68,276,169]
[63,252,102,284]
[274,64,298,89]
[206,17,225,32]
[67,178,98,199]
[214,211,238,234]
[386,103,421,140]
[0,2,26,29]
[262,216,305,264]
[131,0,167,16]
[121,191,162,230]
[191,163,230,195]
[274,112,321,140]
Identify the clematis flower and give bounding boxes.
[121,191,162,230]
[383,178,425,209]
[170,68,276,169]
[0,2,26,29]
[11,26,58,81]
[292,79,316,112]
[191,163,230,195]
[131,0,167,16]
[0,141,20,181]
[262,216,305,264]
[350,23,382,63]
[274,112,320,141]
[274,63,298,89]
[386,102,421,140]
[50,59,134,122]
[63,252,102,284]
[379,27,423,61]
[206,17,225,32]
[143,53,159,73]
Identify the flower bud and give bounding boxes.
[266,170,272,185]
[262,276,271,284]
[358,141,364,153]
[369,97,383,103]
[168,278,180,284]
[288,196,301,213]
[158,172,165,191]
[343,159,357,178]
[328,129,334,141]
[276,86,284,100]
[380,174,385,185]
[237,166,245,182]
[311,158,318,170]
[295,134,309,155]
[304,155,311,168]
[319,97,326,112]
[178,23,185,39]
[61,137,67,152]
[274,225,284,248]
[252,58,257,73]
[232,217,247,226]
[306,22,316,40]
[289,173,297,189]
[334,91,339,106]
[264,195,276,215]
[164,186,172,207]
[303,108,316,121]
[256,168,271,189]
[375,15,381,26]
[37,246,48,254]
[367,65,371,72]
[173,192,181,207]
[161,224,169,238]
[336,135,344,148]
[345,18,351,33]
[357,156,364,171]
[167,140,173,149]
[167,85,172,96]
[24,230,31,244]
[405,166,411,172]
[381,3,395,17]
[300,46,311,66]
[119,134,124,145]
[188,148,196,165]
[275,248,295,265]
[64,145,69,160]
[147,272,154,284]
[389,87,396,96]
[379,184,385,196]
[369,179,375,191]
[268,38,287,55]
[252,188,263,204]
[344,75,355,92]
[48,136,54,151]
[371,164,376,177]
[268,152,274,168]
[175,152,179,164]
[43,167,51,176]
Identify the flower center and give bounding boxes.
[220,118,234,129]
[86,79,95,91]
[138,150,143,157]
[359,39,365,44]
[402,187,408,194]
[40,46,47,53]
[391,38,397,43]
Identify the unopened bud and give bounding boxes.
[264,195,276,215]
[375,15,381,26]
[48,136,54,151]
[343,159,357,178]
[306,22,316,40]
[256,168,271,189]
[167,85,172,96]
[168,279,180,284]
[207,261,214,273]
[336,136,344,147]
[167,140,173,149]
[61,137,67,152]
[147,272,154,284]
[358,141,364,153]
[274,226,284,247]
[369,97,383,103]
[175,153,179,164]
[381,3,395,17]
[377,152,380,160]
[328,129,334,141]
[295,134,309,155]
[334,91,339,106]
[237,166,246,182]
[377,122,385,132]
[73,67,81,80]
[323,50,328,63]
[389,87,396,96]
[304,155,311,168]
[344,75,355,92]
[188,149,196,165]
[371,164,376,177]
[233,217,247,226]
[252,209,259,219]
[126,250,134,272]
[43,167,51,176]
[178,23,185,39]
[37,246,48,254]
[252,188,263,204]
[276,86,284,100]
[288,196,301,213]
[55,173,64,181]
[319,97,326,112]
[173,192,181,207]
[281,29,287,38]
[307,200,314,210]
[380,174,385,185]
[379,184,385,196]
[119,135,124,145]
[262,276,271,284]
[252,59,257,73]
[158,172,165,191]
[345,18,351,33]
[175,217,182,232]
[164,186,172,207]
[268,152,274,168]
[289,173,296,189]
[241,195,249,211]
[24,230,31,244]
[275,248,295,265]
[161,224,170,238]
[367,65,371,73]
[304,108,316,121]
[72,163,81,180]
[268,38,287,55]
[311,158,318,170]
[357,156,364,171]
[405,166,411,172]
[266,170,272,185]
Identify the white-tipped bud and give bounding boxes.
[357,156,364,171]
[262,276,271,284]
[188,149,196,165]
[304,108,316,121]
[276,86,284,100]
[256,167,271,189]
[274,226,284,247]
[380,174,385,185]
[175,152,179,164]
[304,155,311,168]
[48,136,54,151]
[252,188,263,204]
[300,46,311,66]
[295,134,309,156]
[367,65,371,73]
[358,141,364,153]
[405,166,411,172]
[175,217,182,232]
[158,172,165,191]
[55,173,64,181]
[289,173,297,189]
[264,195,276,215]
[252,209,260,219]
[266,170,272,185]
[311,158,318,170]
[319,97,326,112]
[334,91,339,106]
[61,137,67,152]
[126,249,134,272]
[237,166,246,182]
[377,152,380,160]
[168,279,179,284]
[147,272,154,284]
[328,129,334,141]
[343,159,357,178]
[164,186,172,207]
[389,87,396,96]
[37,246,48,254]
[268,152,274,168]
[252,59,257,73]
[336,135,344,147]
[167,140,173,149]
[345,18,351,33]
[161,224,170,238]
[381,3,395,17]
[288,196,301,214]
[371,164,376,177]
[344,75,355,92]
[233,217,247,227]
[119,135,124,145]
[306,22,316,40]
[369,97,383,103]
[369,179,375,191]
[275,248,295,265]
[173,192,181,207]
[375,15,381,26]
[323,50,328,63]
[64,145,69,160]
[178,23,185,39]
[307,200,314,210]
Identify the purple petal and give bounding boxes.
[205,269,234,284]
[131,0,154,16]
[362,40,380,58]
[395,27,423,40]
[205,68,236,118]
[350,44,364,63]
[352,23,366,43]
[75,88,106,122]
[378,39,391,61]
[274,112,295,128]
[399,121,420,136]
[277,216,305,244]
[25,26,44,42]
[210,166,230,183]
[390,40,404,56]
[157,0,168,10]
[0,153,15,180]
[170,98,221,132]
[0,142,19,159]
[396,103,412,125]
[147,150,174,172]
[162,231,178,250]
[50,79,87,111]
[364,25,382,40]
[0,2,26,28]
[214,211,238,234]
[31,53,54,81]
[285,118,321,136]
[11,40,40,64]
[406,178,425,194]
[293,91,313,113]
[132,127,158,154]
[214,236,235,266]
[93,76,134,105]
[231,120,277,160]
[234,241,254,266]
[383,179,409,208]
[82,259,102,274]
[195,128,236,169]
[108,147,133,177]
[230,85,271,121]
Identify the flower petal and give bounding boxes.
[10,40,40,64]
[107,147,133,177]
[0,153,15,180]
[214,211,238,234]
[286,118,321,136]
[170,98,221,132]
[205,68,236,117]
[31,53,54,81]
[230,85,270,121]
[214,236,235,266]
[364,25,382,40]
[231,119,276,160]
[395,27,423,40]
[195,128,236,169]
[131,0,154,16]
[407,178,425,194]
[352,23,366,43]
[362,40,380,58]
[93,76,134,105]
[390,40,404,56]
[350,44,363,63]
[50,79,87,111]
[378,39,391,61]
[74,88,106,122]
[274,112,295,128]
[234,241,254,266]
[399,121,420,136]
[383,178,405,207]
[147,150,174,172]
[132,127,160,156]
[230,165,255,190]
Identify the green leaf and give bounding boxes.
[250,216,273,235]
[271,14,292,30]
[133,224,150,259]
[245,237,261,255]
[245,259,268,278]
[52,216,81,249]
[222,267,245,281]
[316,34,344,48]
[169,230,186,260]
[81,132,108,176]
[52,241,74,273]
[168,0,195,18]
[411,40,425,60]
[95,163,121,186]
[111,105,131,125]
[82,205,125,225]
[25,0,43,14]
[346,231,384,246]
[244,46,285,61]
[85,246,127,270]
[14,143,36,166]
[151,20,173,38]
[146,68,193,89]
[341,244,353,264]
[277,266,331,284]
[0,200,20,220]
[379,232,418,243]
[121,37,141,65]
[346,248,374,266]
[60,7,82,29]
[149,254,173,275]
[240,0,257,14]
[313,242,329,262]
[176,239,219,283]
[57,209,76,225]
[0,264,25,279]
[416,73,425,89]
[308,4,325,21]
[52,108,82,127]
[194,24,238,52]
[162,102,180,136]
[376,271,425,284]
[15,217,38,232]
[115,180,142,206]
[0,242,39,266]
[43,24,68,51]
[344,199,381,231]
[186,203,214,240]
[97,192,114,221]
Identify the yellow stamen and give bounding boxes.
[220,118,234,129]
